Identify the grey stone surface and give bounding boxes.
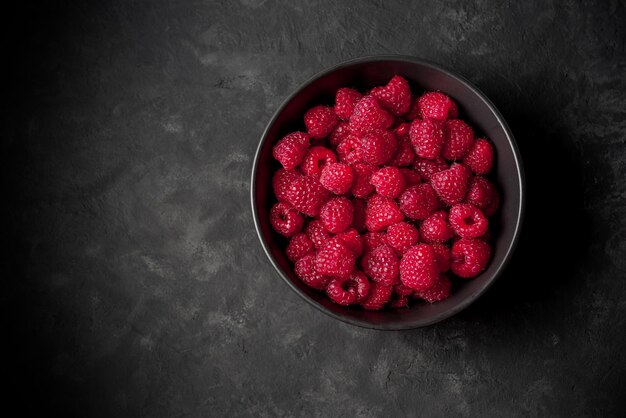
[4,0,626,416]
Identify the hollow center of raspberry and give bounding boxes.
[463,216,475,226]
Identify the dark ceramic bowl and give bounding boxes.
[251,56,524,330]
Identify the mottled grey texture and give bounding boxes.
[4,0,626,416]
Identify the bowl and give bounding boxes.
[251,56,525,330]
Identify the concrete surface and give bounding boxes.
[4,0,626,416]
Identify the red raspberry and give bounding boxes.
[334,88,363,121]
[419,210,453,243]
[416,274,452,303]
[319,197,354,234]
[417,91,458,121]
[449,203,488,238]
[362,244,400,285]
[410,118,445,159]
[320,162,353,195]
[389,131,416,167]
[362,232,387,253]
[431,243,451,272]
[464,138,493,174]
[385,222,419,255]
[294,253,331,290]
[442,119,474,161]
[336,228,363,258]
[350,162,376,199]
[328,122,351,147]
[361,129,397,166]
[349,95,394,135]
[430,163,470,206]
[413,156,448,181]
[336,134,363,164]
[370,75,412,116]
[390,294,409,308]
[405,97,421,121]
[351,199,367,232]
[394,122,410,138]
[270,202,304,237]
[272,169,301,202]
[450,238,491,278]
[360,281,393,310]
[399,183,440,220]
[302,146,337,177]
[399,168,421,186]
[305,220,330,249]
[400,244,440,291]
[326,271,370,305]
[272,131,310,170]
[370,166,406,198]
[286,233,314,262]
[365,194,404,232]
[465,176,497,211]
[394,283,415,296]
[304,105,338,139]
[286,175,330,217]
[315,237,356,279]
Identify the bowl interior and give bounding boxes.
[252,57,523,329]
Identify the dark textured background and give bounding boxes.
[4,0,626,416]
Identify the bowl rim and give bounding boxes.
[250,55,526,330]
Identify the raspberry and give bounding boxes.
[430,163,470,206]
[305,220,330,249]
[410,118,445,159]
[272,169,301,202]
[465,176,497,211]
[431,243,451,272]
[385,222,419,255]
[351,199,367,232]
[336,228,363,258]
[360,281,393,310]
[388,131,416,167]
[315,237,356,279]
[272,132,310,170]
[390,294,409,308]
[449,204,488,238]
[362,244,400,285]
[328,122,351,147]
[361,129,397,166]
[413,156,448,181]
[286,233,314,262]
[405,97,421,121]
[442,119,474,161]
[304,105,338,139]
[400,244,440,291]
[319,197,354,234]
[399,183,440,220]
[350,162,376,199]
[365,194,404,232]
[394,122,410,138]
[362,232,387,253]
[370,166,406,198]
[370,75,412,116]
[416,274,452,303]
[320,162,353,195]
[302,146,337,177]
[394,283,415,296]
[286,175,330,217]
[349,95,394,135]
[399,168,421,186]
[335,88,363,121]
[336,134,363,164]
[294,253,331,290]
[270,202,304,237]
[463,138,493,175]
[450,238,491,278]
[417,91,458,121]
[326,271,370,305]
[419,210,453,243]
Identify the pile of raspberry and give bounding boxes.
[270,75,499,310]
